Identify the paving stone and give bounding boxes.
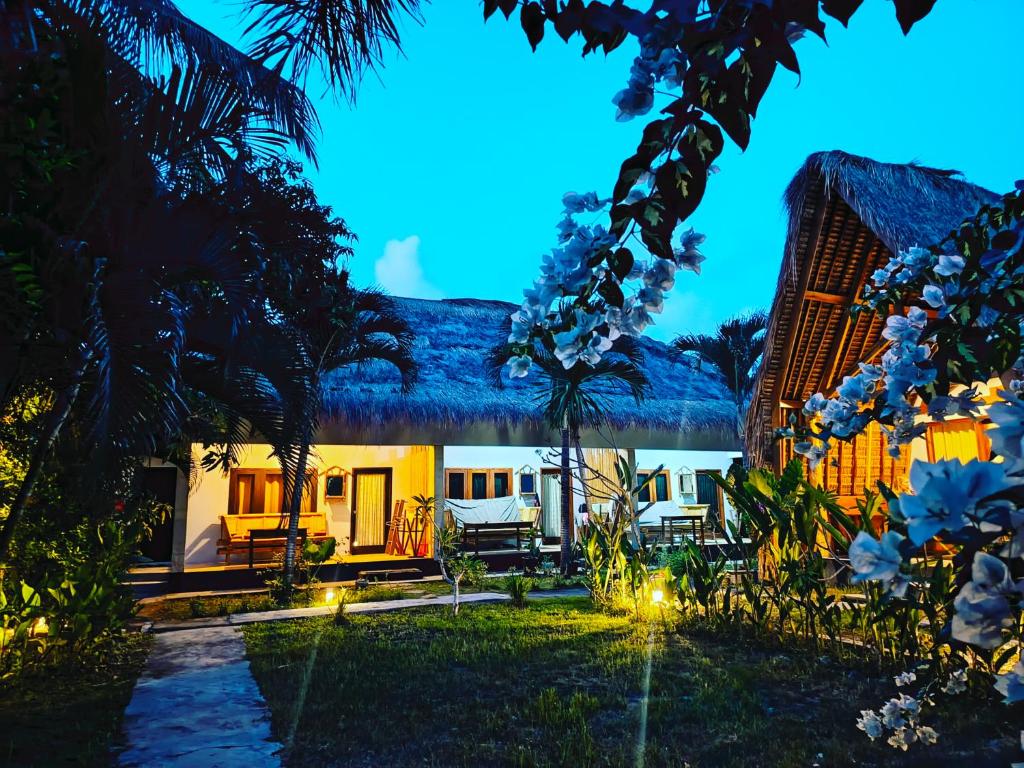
[118,626,281,767]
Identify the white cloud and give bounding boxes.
[374,235,444,299]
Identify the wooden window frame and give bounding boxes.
[445,468,514,500]
[227,468,317,516]
[637,469,671,503]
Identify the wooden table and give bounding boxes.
[659,512,706,547]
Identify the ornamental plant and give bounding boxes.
[788,185,1024,742]
[487,0,941,378]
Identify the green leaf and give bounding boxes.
[520,2,545,51]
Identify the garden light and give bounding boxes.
[325,589,335,604]
[651,589,664,605]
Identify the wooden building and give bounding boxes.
[745,151,999,509]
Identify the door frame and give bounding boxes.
[695,469,726,530]
[540,468,571,543]
[350,468,393,555]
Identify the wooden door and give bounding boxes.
[695,470,725,533]
[351,469,392,554]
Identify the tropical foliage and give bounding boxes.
[0,0,418,669]
[488,1,942,380]
[670,310,768,439]
[491,327,649,573]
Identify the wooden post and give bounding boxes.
[432,445,445,559]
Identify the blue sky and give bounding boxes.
[181,1,1023,340]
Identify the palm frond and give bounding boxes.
[242,0,423,101]
[42,0,320,161]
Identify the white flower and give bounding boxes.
[894,671,916,687]
[849,531,908,596]
[898,459,1012,545]
[637,286,665,314]
[880,698,906,729]
[934,252,966,276]
[803,392,827,415]
[506,355,532,379]
[674,228,707,274]
[951,553,1022,649]
[915,726,939,746]
[837,372,873,402]
[994,657,1024,704]
[561,190,607,214]
[942,668,967,695]
[856,710,884,740]
[922,284,946,308]
[988,393,1024,460]
[643,258,677,292]
[887,727,916,751]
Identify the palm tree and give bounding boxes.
[0,0,419,557]
[279,272,417,589]
[490,333,648,575]
[669,310,768,445]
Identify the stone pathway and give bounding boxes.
[119,588,590,766]
[118,625,281,767]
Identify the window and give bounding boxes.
[445,468,514,500]
[927,419,989,462]
[471,472,488,499]
[519,471,536,495]
[493,470,510,498]
[228,469,316,515]
[817,421,911,497]
[447,471,466,500]
[637,470,671,503]
[324,474,346,498]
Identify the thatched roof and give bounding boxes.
[746,150,999,469]
[318,297,739,449]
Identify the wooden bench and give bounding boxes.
[218,513,331,566]
[461,521,534,555]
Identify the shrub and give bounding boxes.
[504,572,534,608]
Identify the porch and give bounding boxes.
[159,546,564,594]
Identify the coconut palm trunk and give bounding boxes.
[282,437,311,589]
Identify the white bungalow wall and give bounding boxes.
[445,445,742,528]
[183,443,434,567]
[180,442,741,568]
[634,448,743,525]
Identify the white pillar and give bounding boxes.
[170,464,190,573]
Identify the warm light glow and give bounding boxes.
[651,589,664,604]
[325,589,335,604]
[32,617,48,635]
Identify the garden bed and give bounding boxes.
[242,597,1018,768]
[138,575,585,622]
[0,632,151,767]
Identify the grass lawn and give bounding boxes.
[243,597,1018,768]
[0,632,151,767]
